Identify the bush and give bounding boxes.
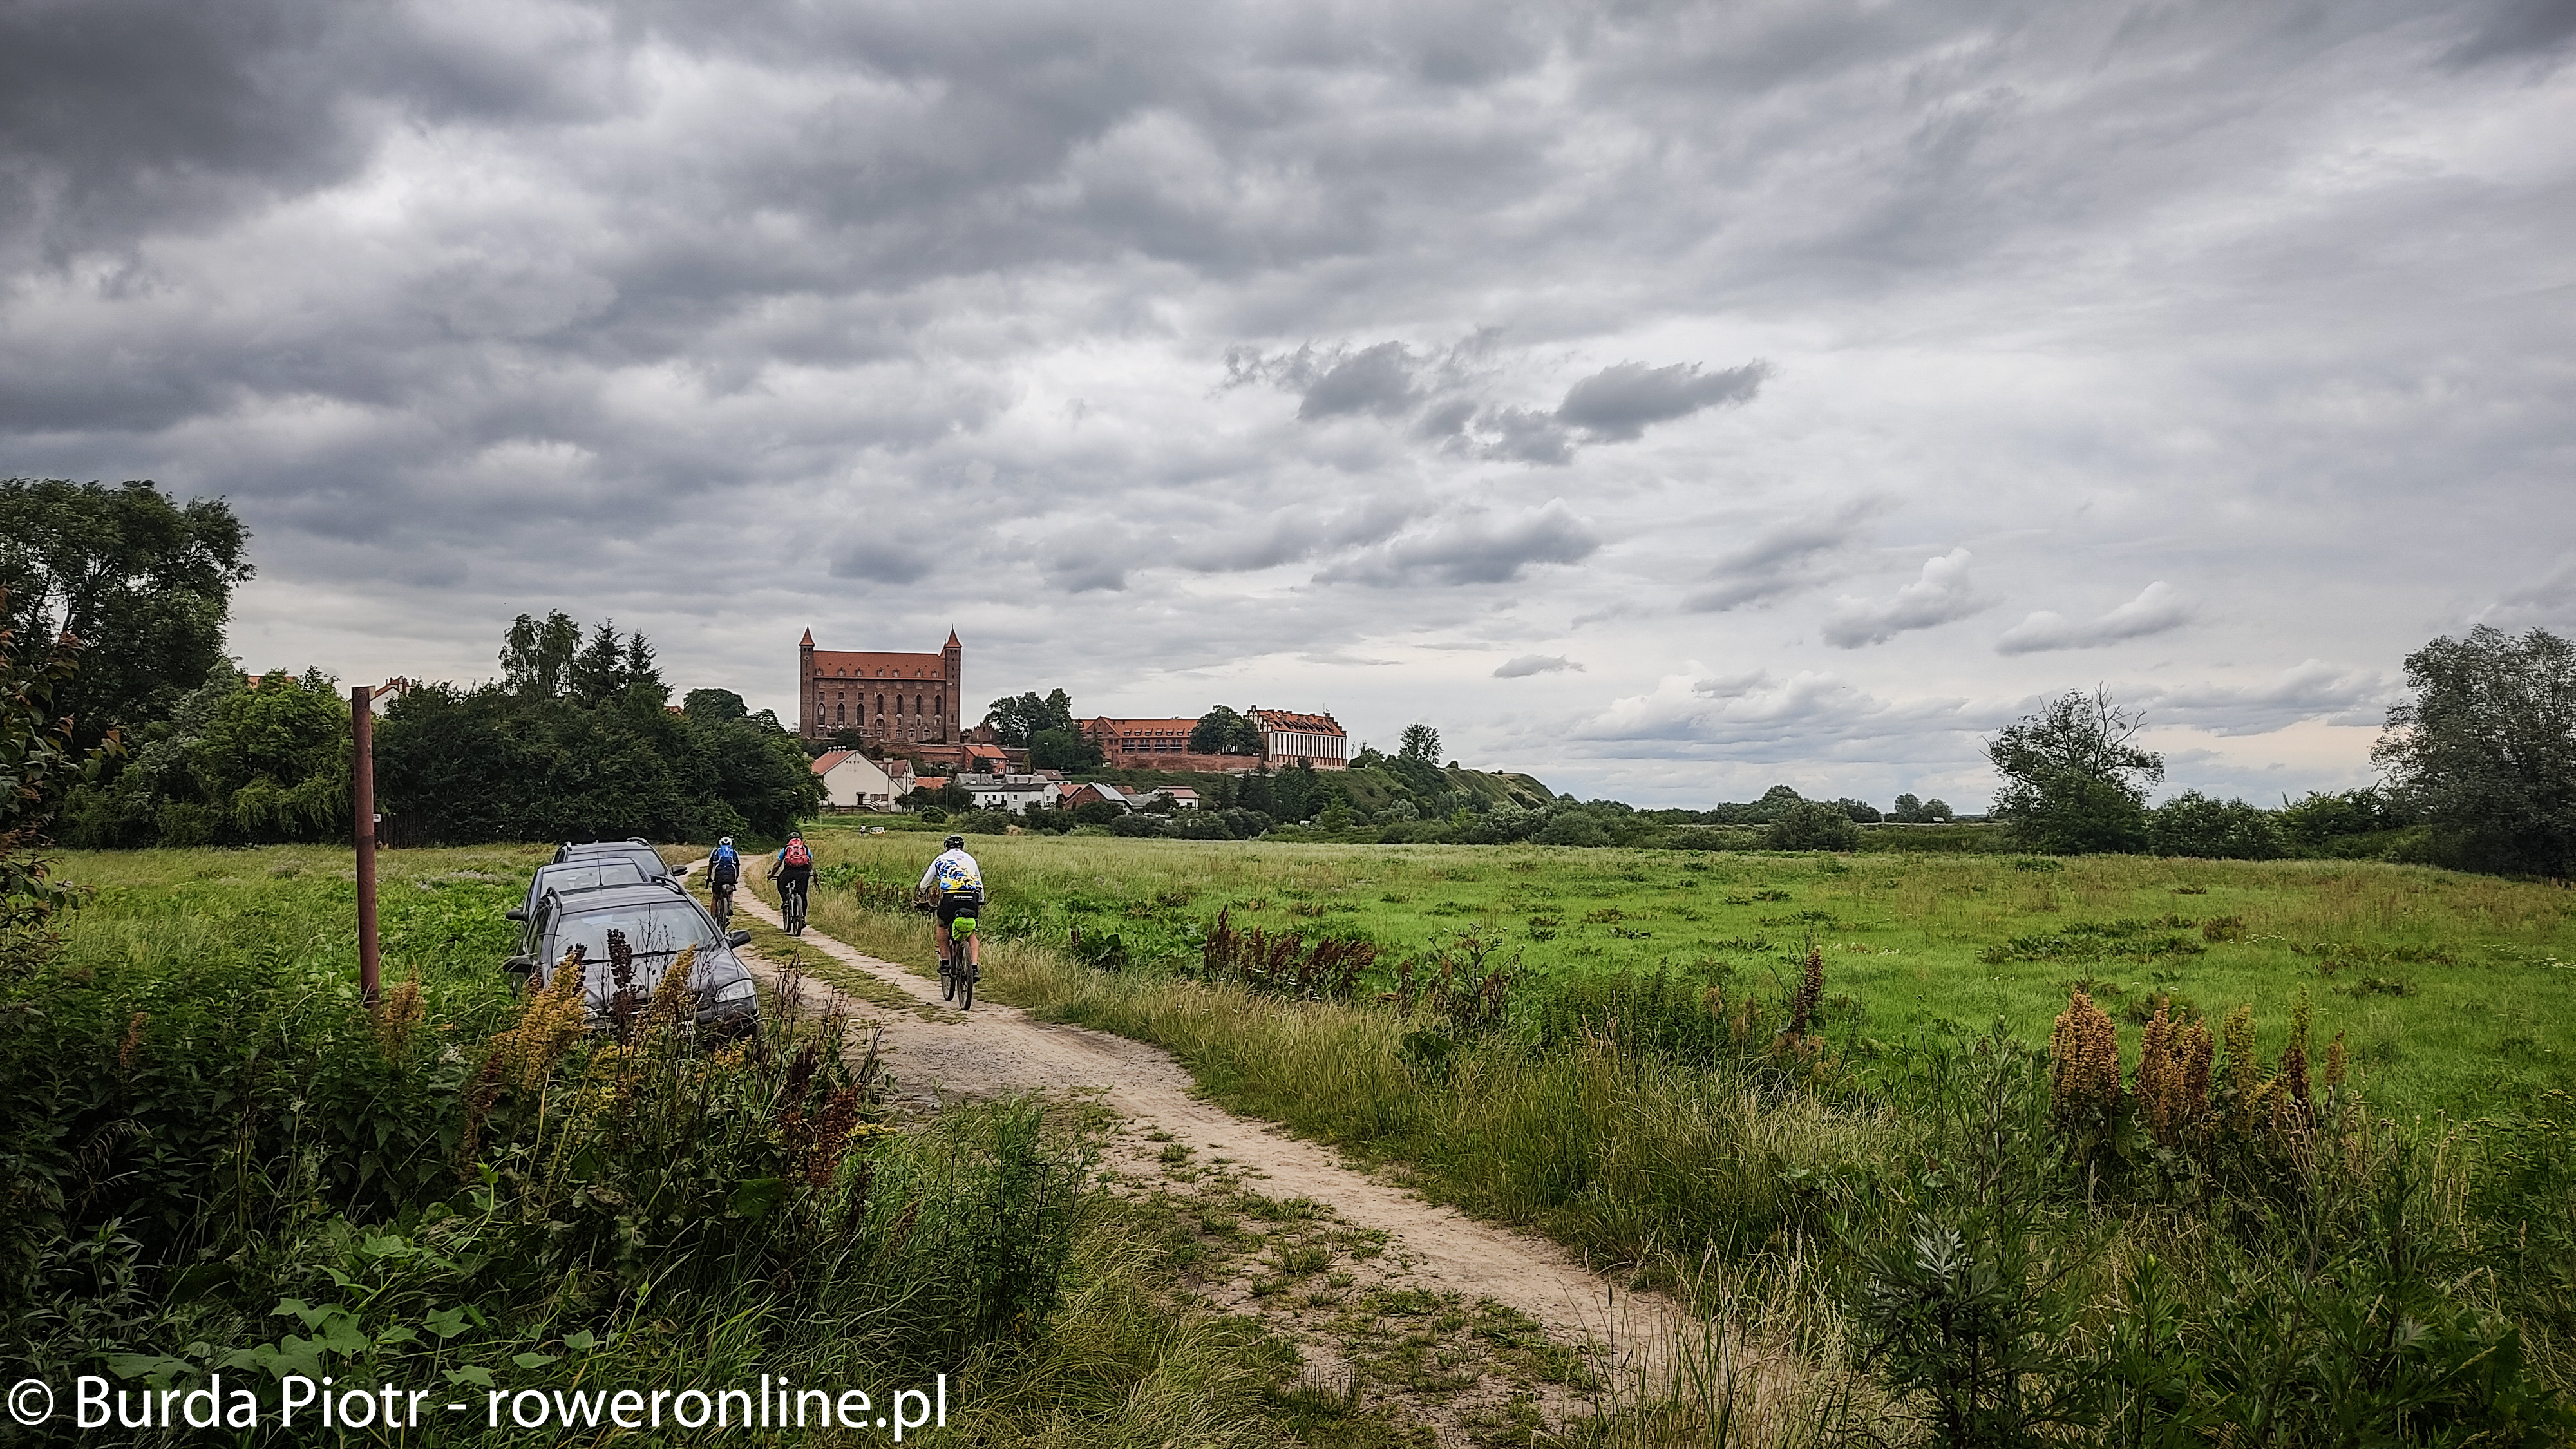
[1768,799,1861,851]
[2150,791,2286,860]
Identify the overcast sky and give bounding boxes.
[6,0,2573,808]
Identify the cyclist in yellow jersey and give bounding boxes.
[919,834,985,980]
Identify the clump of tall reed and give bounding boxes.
[1197,905,1377,999]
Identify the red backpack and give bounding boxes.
[782,839,811,867]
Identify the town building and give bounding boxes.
[797,629,962,745]
[962,778,1058,812]
[1057,781,1136,812]
[811,750,898,811]
[1249,708,1349,769]
[1083,717,1206,761]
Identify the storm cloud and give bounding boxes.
[3,0,2570,808]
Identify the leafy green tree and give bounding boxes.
[2147,791,2284,860]
[0,478,252,748]
[1889,793,1956,823]
[376,615,817,844]
[985,688,1077,747]
[1189,705,1262,755]
[1397,723,1441,764]
[2374,625,2576,876]
[1029,726,1103,771]
[61,668,350,848]
[1987,689,2163,853]
[683,688,748,724]
[3,597,119,947]
[1769,799,1861,851]
[2277,788,2407,849]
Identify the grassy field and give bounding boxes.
[782,822,2576,1119]
[16,844,1509,1448]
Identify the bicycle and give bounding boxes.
[709,878,735,928]
[940,909,980,1009]
[779,878,808,936]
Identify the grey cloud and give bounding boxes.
[2476,558,2576,629]
[1683,502,1880,613]
[1553,360,1768,442]
[2444,0,2576,68]
[1994,581,2194,654]
[829,537,936,587]
[1568,667,1995,764]
[1298,342,1421,420]
[1174,498,1422,573]
[1320,501,1600,587]
[1493,653,1582,677]
[1821,549,1989,648]
[2136,661,2391,737]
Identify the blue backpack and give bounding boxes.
[710,843,739,884]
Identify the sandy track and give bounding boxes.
[699,871,1686,1384]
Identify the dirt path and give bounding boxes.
[705,870,1685,1396]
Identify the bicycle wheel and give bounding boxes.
[940,955,956,1001]
[958,954,974,1010]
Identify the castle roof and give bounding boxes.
[799,628,814,648]
[810,649,946,679]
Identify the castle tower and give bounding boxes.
[942,630,963,745]
[798,628,815,738]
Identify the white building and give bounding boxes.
[962,778,1057,812]
[812,750,898,810]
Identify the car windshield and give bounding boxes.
[536,860,647,895]
[547,902,718,968]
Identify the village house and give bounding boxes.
[961,777,1057,812]
[1057,781,1135,812]
[811,750,898,811]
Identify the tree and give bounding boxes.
[1397,723,1441,764]
[1986,689,2163,853]
[0,478,252,748]
[3,594,120,948]
[1189,705,1262,755]
[683,688,748,724]
[377,614,820,844]
[1889,793,1955,823]
[2374,625,2576,876]
[2148,791,2284,860]
[1029,726,1103,771]
[985,688,1077,747]
[1769,799,1861,851]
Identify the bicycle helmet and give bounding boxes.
[943,834,966,850]
[718,835,732,847]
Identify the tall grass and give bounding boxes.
[6,846,1428,1446]
[781,838,2576,1441]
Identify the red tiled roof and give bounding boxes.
[1251,708,1345,736]
[810,649,946,679]
[811,750,854,774]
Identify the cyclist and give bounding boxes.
[706,836,741,924]
[918,833,985,985]
[770,831,815,934]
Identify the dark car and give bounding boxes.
[506,881,760,1035]
[553,838,674,884]
[509,855,654,925]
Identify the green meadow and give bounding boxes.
[795,822,2576,1119]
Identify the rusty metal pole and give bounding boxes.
[352,685,380,1007]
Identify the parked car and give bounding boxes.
[552,838,674,883]
[506,880,760,1036]
[509,855,654,923]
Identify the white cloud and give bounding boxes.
[1318,501,1600,588]
[1821,549,1989,649]
[1493,653,1581,677]
[1996,581,2195,654]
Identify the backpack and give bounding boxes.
[709,844,739,884]
[782,839,811,868]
